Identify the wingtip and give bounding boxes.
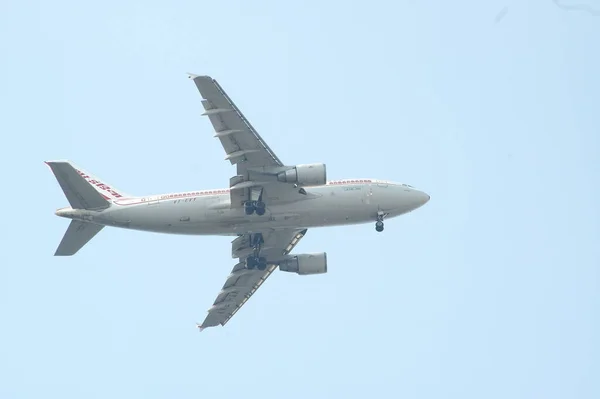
[44,159,71,165]
[44,160,56,171]
[187,73,214,81]
[196,323,205,332]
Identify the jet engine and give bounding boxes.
[279,252,328,275]
[277,163,327,186]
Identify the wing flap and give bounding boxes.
[190,75,283,170]
[198,229,308,330]
[199,264,278,330]
[189,75,315,209]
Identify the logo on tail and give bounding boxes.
[76,169,123,199]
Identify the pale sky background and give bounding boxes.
[1,0,598,398]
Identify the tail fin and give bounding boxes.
[46,160,130,256]
[54,220,104,256]
[45,160,130,209]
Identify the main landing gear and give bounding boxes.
[244,187,266,216]
[375,211,387,232]
[244,200,266,216]
[245,233,268,271]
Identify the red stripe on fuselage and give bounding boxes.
[113,180,373,206]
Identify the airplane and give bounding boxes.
[46,74,430,331]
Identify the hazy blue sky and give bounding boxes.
[1,0,598,398]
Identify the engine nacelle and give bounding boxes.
[279,252,328,275]
[277,163,327,186]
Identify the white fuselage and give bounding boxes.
[56,179,430,235]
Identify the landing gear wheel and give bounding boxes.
[244,200,266,216]
[246,235,267,270]
[255,201,266,216]
[246,255,267,270]
[257,257,267,271]
[246,255,258,269]
[375,220,384,232]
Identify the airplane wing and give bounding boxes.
[198,228,307,330]
[189,75,312,208]
[189,74,283,172]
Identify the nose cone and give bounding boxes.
[412,190,430,208]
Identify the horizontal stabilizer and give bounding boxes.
[46,161,111,210]
[54,220,104,256]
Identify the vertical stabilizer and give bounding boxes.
[71,163,131,201]
[46,161,111,210]
[46,160,128,256]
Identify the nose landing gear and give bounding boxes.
[375,211,387,232]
